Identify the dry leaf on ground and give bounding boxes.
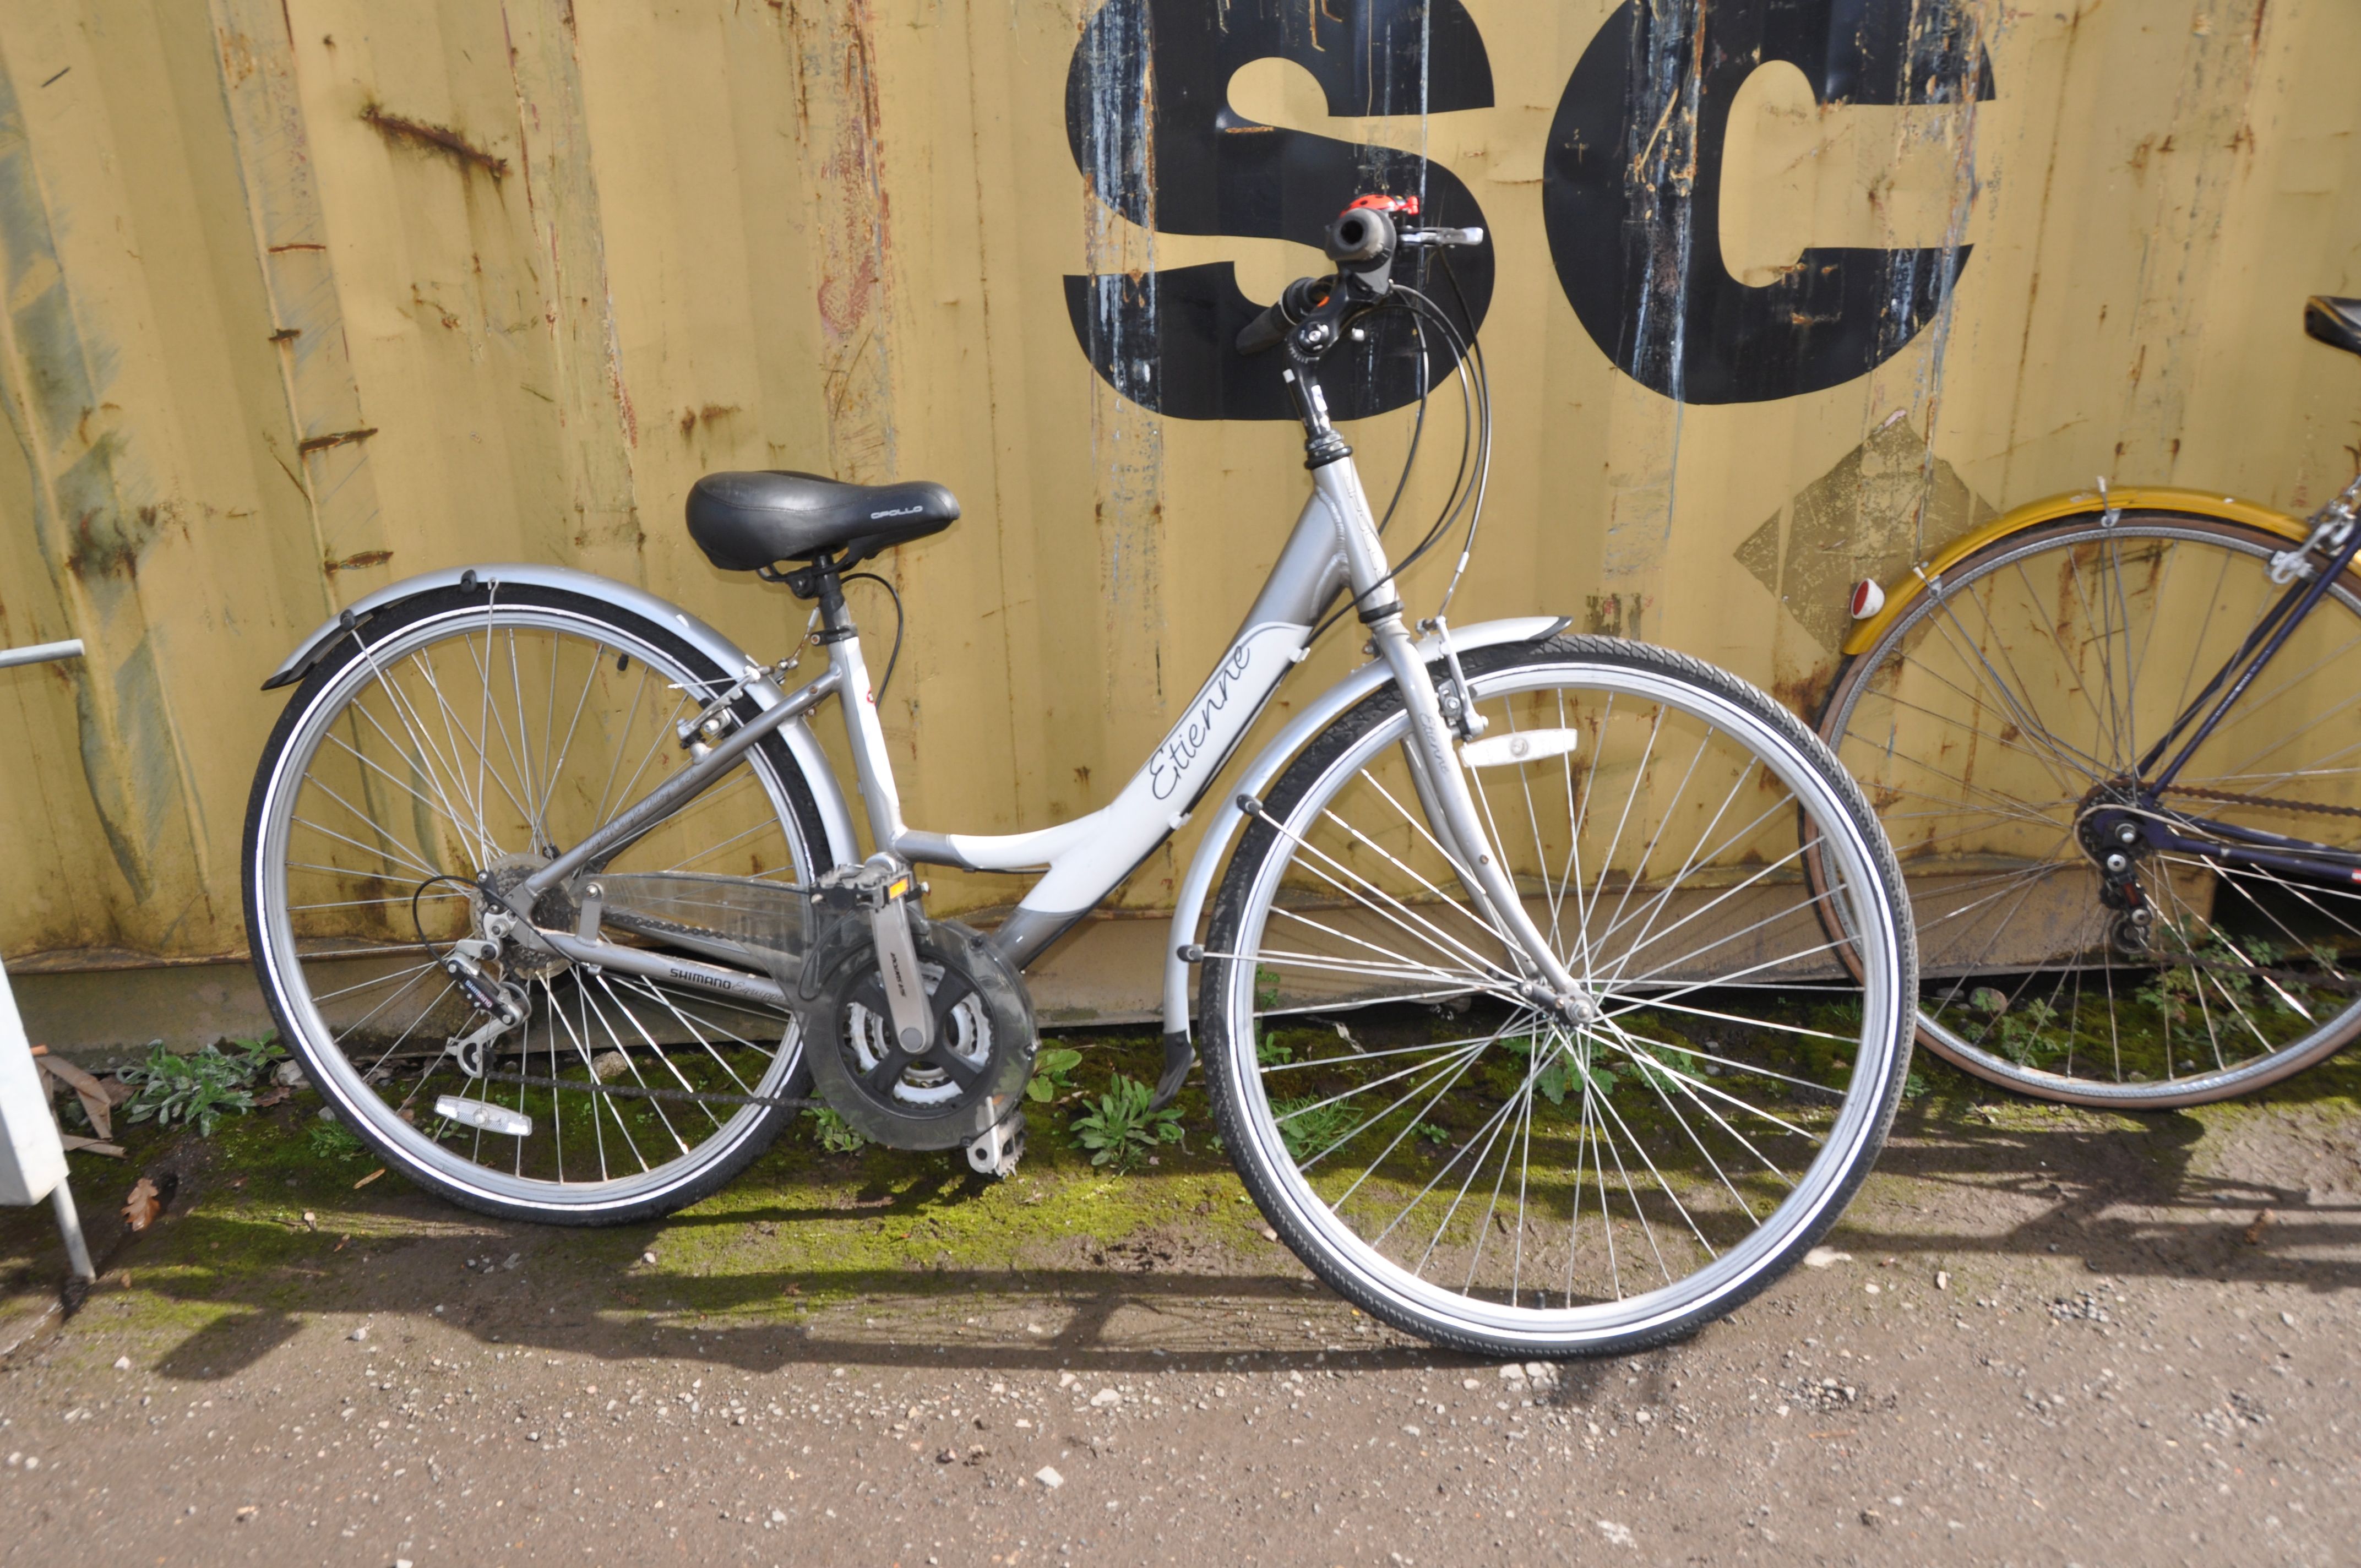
[38,1057,117,1140]
[122,1177,162,1232]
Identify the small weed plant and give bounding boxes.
[308,1117,368,1163]
[806,1107,870,1154]
[1270,1094,1356,1163]
[118,1033,286,1137]
[1628,1043,1699,1096]
[1069,1074,1183,1170]
[1967,988,2066,1066]
[1502,1035,1619,1104]
[1025,1047,1084,1104]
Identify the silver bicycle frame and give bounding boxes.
[512,448,1580,1003]
[268,403,1586,1038]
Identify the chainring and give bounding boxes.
[802,917,1036,1151]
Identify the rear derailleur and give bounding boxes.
[438,935,529,1077]
[2077,799,2156,955]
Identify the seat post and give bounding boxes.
[777,551,858,640]
[791,550,907,857]
[812,559,857,642]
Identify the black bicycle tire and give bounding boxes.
[1204,634,1916,1358]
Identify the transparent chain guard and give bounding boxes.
[594,874,1036,1151]
[592,871,814,984]
[800,916,1037,1152]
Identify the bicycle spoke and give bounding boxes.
[1217,649,1903,1344]
[259,600,813,1212]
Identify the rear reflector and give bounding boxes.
[1849,578,1886,619]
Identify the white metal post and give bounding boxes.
[0,640,94,1283]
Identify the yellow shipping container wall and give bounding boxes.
[0,0,2355,978]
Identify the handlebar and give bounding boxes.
[1233,220,1484,357]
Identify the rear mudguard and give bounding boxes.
[1840,486,2303,657]
[1150,614,1569,1107]
[260,564,863,869]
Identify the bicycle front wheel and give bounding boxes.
[1203,636,1914,1358]
[243,582,833,1223]
[1821,511,2361,1106]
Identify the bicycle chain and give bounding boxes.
[457,1063,817,1111]
[2161,783,2361,824]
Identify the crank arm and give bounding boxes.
[867,864,936,1054]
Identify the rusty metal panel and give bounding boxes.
[0,0,2356,966]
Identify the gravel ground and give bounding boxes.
[0,1068,2356,1566]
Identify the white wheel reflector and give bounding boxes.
[1459,728,1580,768]
[434,1096,534,1137]
[1848,578,1886,619]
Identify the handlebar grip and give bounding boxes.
[1236,304,1289,356]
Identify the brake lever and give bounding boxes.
[1397,226,1486,248]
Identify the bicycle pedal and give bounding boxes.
[964,1110,1026,1179]
[434,1096,534,1138]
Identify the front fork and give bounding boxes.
[1308,457,1594,1021]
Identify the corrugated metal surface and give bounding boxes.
[0,0,2355,966]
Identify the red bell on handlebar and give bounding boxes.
[1345,194,1419,217]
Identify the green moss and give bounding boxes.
[5,1015,2352,1353]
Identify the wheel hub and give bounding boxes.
[474,854,572,978]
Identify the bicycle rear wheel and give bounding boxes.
[243,582,832,1223]
[1203,637,1914,1358]
[1820,512,2361,1106]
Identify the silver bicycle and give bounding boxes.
[243,195,1916,1357]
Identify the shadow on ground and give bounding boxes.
[6,1028,2357,1385]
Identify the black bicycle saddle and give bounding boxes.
[687,470,959,573]
[2304,296,2361,358]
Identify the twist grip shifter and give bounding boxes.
[1235,275,1334,356]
